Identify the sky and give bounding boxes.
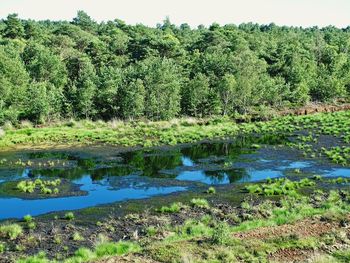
[0,0,349,28]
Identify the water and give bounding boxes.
[0,137,349,219]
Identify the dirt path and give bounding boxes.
[233,218,337,240]
[233,215,350,263]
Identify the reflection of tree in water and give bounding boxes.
[25,134,284,183]
[181,135,287,162]
[181,139,251,161]
[205,168,249,184]
[120,150,182,177]
[90,166,135,181]
[28,152,74,160]
[31,168,87,180]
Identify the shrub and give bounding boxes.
[0,224,23,240]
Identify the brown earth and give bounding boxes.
[280,102,350,116]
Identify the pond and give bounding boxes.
[0,136,349,219]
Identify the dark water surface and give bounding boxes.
[0,137,349,219]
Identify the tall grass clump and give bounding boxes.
[0,224,23,240]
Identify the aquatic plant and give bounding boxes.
[16,178,62,195]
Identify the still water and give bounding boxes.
[0,137,349,219]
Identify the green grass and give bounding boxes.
[245,178,315,196]
[206,187,216,194]
[156,202,183,213]
[0,110,348,151]
[17,241,140,263]
[190,198,209,208]
[0,224,23,240]
[64,212,75,220]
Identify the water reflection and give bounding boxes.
[1,134,349,219]
[0,175,186,219]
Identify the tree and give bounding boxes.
[0,44,29,123]
[139,57,182,120]
[218,74,236,116]
[119,79,145,119]
[182,73,210,117]
[64,53,97,118]
[24,82,50,123]
[3,14,24,39]
[95,66,123,119]
[72,11,97,32]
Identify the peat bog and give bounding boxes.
[0,111,350,262]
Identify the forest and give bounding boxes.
[1,11,350,124]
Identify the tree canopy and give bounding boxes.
[0,12,350,124]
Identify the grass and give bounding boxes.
[156,202,183,213]
[245,177,315,196]
[8,188,350,263]
[64,212,75,220]
[16,179,61,195]
[0,110,347,151]
[17,241,140,263]
[190,198,209,208]
[206,187,216,194]
[0,224,23,240]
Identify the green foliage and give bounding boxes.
[23,215,33,223]
[16,179,62,195]
[206,187,216,194]
[72,232,85,241]
[190,198,209,208]
[94,241,140,257]
[0,13,349,124]
[0,223,23,240]
[64,212,75,220]
[211,222,231,245]
[156,202,182,213]
[245,178,315,196]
